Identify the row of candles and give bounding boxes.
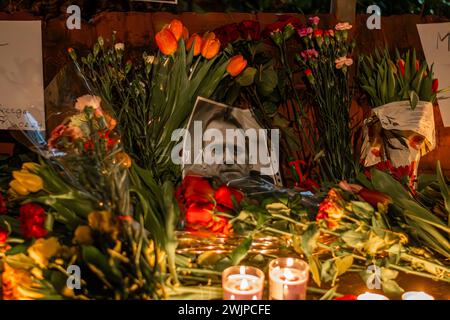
[222,257,435,300]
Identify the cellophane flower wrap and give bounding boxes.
[0,92,164,299]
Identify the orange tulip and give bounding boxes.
[203,31,216,42]
[182,26,189,42]
[155,28,178,56]
[168,19,184,41]
[227,55,248,77]
[187,33,203,56]
[201,35,221,59]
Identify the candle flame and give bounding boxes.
[283,268,295,280]
[240,278,250,290]
[286,258,294,267]
[240,266,246,275]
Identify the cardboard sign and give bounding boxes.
[0,21,45,131]
[417,23,450,127]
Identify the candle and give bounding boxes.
[269,257,309,300]
[222,266,264,300]
[402,291,434,300]
[357,292,389,300]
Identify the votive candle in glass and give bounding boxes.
[269,257,309,300]
[402,291,434,300]
[222,266,264,300]
[357,292,389,300]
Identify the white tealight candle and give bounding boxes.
[269,257,309,300]
[222,266,264,300]
[402,291,434,300]
[357,292,389,300]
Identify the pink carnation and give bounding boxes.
[297,27,313,38]
[301,49,319,60]
[308,16,320,26]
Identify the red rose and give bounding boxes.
[0,227,8,244]
[0,193,7,215]
[185,203,214,227]
[264,15,302,36]
[313,29,324,37]
[239,20,261,41]
[335,295,357,300]
[214,23,240,46]
[19,203,48,239]
[176,175,215,208]
[214,185,243,210]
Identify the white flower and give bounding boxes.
[335,22,352,31]
[144,55,155,64]
[335,57,353,69]
[75,95,102,112]
[115,43,125,51]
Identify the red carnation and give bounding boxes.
[214,185,243,210]
[19,203,48,239]
[0,193,7,215]
[0,227,8,244]
[239,20,261,41]
[264,15,302,36]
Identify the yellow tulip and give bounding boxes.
[27,237,61,268]
[12,171,43,193]
[22,162,40,172]
[9,179,30,196]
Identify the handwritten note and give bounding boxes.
[417,23,450,127]
[0,21,45,131]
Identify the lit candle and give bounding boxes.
[222,266,264,300]
[269,257,309,300]
[402,291,434,300]
[357,292,389,300]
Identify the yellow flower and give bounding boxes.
[9,170,43,195]
[88,211,117,235]
[22,162,40,172]
[27,237,61,268]
[73,225,93,245]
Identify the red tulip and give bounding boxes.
[398,59,406,76]
[432,79,439,93]
[357,188,392,208]
[226,55,248,77]
[168,19,184,41]
[155,28,178,56]
[186,33,203,56]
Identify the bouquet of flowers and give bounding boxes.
[359,49,439,175]
[1,97,165,300]
[294,18,358,183]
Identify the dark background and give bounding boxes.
[0,0,449,19]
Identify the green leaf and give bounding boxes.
[308,256,322,287]
[409,90,419,110]
[334,254,354,276]
[5,244,29,256]
[382,279,404,296]
[436,161,450,226]
[236,67,257,87]
[301,223,319,257]
[229,235,252,265]
[371,169,412,203]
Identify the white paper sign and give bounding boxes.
[417,23,450,127]
[0,21,45,131]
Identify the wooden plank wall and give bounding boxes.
[0,11,449,174]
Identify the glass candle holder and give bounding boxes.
[402,291,434,300]
[269,257,309,300]
[222,266,264,300]
[357,292,389,300]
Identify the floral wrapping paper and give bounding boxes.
[361,101,436,169]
